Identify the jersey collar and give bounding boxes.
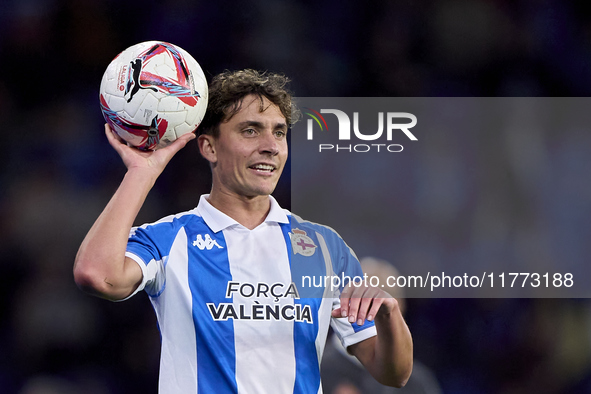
[197,194,289,232]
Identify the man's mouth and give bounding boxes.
[249,164,276,173]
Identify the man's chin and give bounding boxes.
[253,186,277,197]
[252,179,280,196]
[236,183,277,199]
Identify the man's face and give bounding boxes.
[207,95,288,199]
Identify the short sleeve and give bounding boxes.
[330,296,377,350]
[324,228,377,349]
[124,218,180,298]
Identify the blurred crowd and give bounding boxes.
[1,0,591,393]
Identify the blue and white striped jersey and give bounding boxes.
[125,195,376,394]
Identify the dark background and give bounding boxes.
[291,97,591,299]
[1,0,591,393]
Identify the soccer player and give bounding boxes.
[74,69,413,393]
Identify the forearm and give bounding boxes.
[74,168,158,299]
[366,302,413,387]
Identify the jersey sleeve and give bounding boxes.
[330,298,378,350]
[124,217,180,298]
[324,227,377,350]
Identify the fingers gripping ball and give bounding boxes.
[99,41,208,150]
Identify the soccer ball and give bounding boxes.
[99,41,208,150]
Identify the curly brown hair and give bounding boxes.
[198,69,300,137]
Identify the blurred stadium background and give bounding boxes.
[1,0,591,393]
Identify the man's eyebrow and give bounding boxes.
[237,121,264,129]
[236,121,288,129]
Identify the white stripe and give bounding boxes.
[341,325,377,349]
[226,223,295,394]
[314,232,335,364]
[151,228,198,394]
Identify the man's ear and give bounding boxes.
[198,134,217,163]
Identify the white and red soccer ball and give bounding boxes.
[99,41,208,150]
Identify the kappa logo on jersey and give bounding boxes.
[192,234,224,250]
[290,229,317,257]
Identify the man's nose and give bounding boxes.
[259,131,279,155]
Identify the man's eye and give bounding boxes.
[275,130,286,138]
[243,128,256,135]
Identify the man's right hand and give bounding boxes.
[105,123,196,177]
[74,124,196,301]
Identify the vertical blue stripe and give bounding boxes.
[292,298,322,394]
[284,219,322,393]
[186,222,238,394]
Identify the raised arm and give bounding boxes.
[331,284,413,387]
[73,124,195,300]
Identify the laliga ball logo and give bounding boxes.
[99,41,208,150]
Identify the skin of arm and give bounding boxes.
[331,284,413,388]
[73,124,195,300]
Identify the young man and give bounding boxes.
[74,69,412,393]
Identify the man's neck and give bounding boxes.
[206,189,271,230]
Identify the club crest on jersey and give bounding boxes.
[193,234,224,250]
[290,229,317,257]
